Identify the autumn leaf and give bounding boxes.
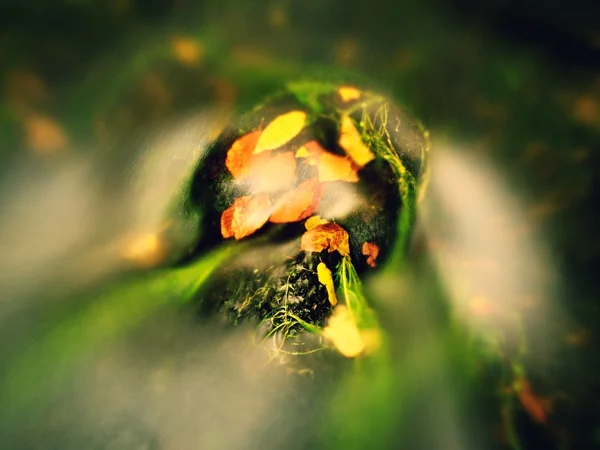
[338,86,361,102]
[221,194,272,240]
[317,151,359,183]
[317,262,338,306]
[305,215,329,230]
[225,130,263,179]
[269,178,323,223]
[300,222,350,256]
[249,151,297,193]
[296,140,359,182]
[24,113,68,154]
[361,242,380,267]
[227,131,296,192]
[295,140,325,165]
[515,376,551,425]
[339,115,375,167]
[323,305,364,357]
[221,206,235,239]
[254,110,307,154]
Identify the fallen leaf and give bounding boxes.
[225,130,263,179]
[300,222,350,256]
[339,115,375,167]
[516,376,551,425]
[254,110,307,154]
[305,215,329,230]
[317,262,338,306]
[295,140,326,165]
[248,151,296,193]
[362,242,380,267]
[269,178,323,223]
[317,151,359,182]
[172,37,203,65]
[24,113,68,154]
[338,86,361,102]
[323,305,365,357]
[296,140,359,182]
[221,194,272,240]
[221,206,235,238]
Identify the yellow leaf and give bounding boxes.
[323,306,364,357]
[338,86,361,102]
[317,152,359,183]
[254,110,307,154]
[295,146,310,158]
[295,140,325,165]
[317,262,338,306]
[339,115,375,167]
[305,215,329,230]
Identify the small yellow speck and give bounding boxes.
[267,4,287,28]
[123,232,165,268]
[172,37,203,65]
[24,113,68,154]
[573,95,598,124]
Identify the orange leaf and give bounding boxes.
[269,178,323,223]
[516,377,550,425]
[300,223,350,256]
[220,194,272,240]
[248,151,296,193]
[339,115,375,167]
[221,206,235,238]
[225,130,262,179]
[317,152,359,183]
[338,86,361,102]
[362,242,380,267]
[254,110,307,154]
[24,113,68,154]
[295,140,326,165]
